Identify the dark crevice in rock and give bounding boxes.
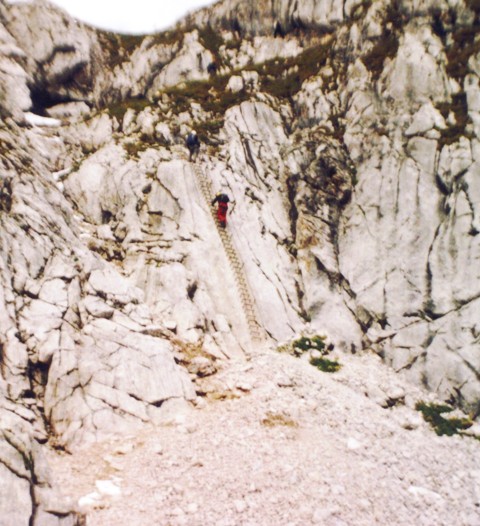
[0,177,13,213]
[187,281,198,300]
[424,220,442,316]
[395,351,426,373]
[287,174,300,239]
[240,136,260,176]
[30,85,76,117]
[25,359,52,438]
[101,209,114,224]
[0,442,31,480]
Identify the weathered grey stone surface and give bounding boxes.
[1,0,480,523]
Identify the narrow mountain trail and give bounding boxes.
[47,346,480,526]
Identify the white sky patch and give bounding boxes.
[48,0,215,34]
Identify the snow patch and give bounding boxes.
[24,112,61,127]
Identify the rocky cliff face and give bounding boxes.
[1,0,480,523]
[187,0,480,414]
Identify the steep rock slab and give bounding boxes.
[0,0,99,112]
[336,4,480,411]
[147,30,213,95]
[188,0,347,36]
[0,118,195,518]
[64,143,251,354]
[0,383,84,525]
[1,0,479,459]
[215,99,305,342]
[285,131,364,350]
[0,22,31,120]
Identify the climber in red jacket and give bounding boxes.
[211,192,233,228]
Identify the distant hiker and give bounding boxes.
[273,20,285,38]
[211,192,232,228]
[207,61,217,76]
[185,130,200,162]
[231,19,242,39]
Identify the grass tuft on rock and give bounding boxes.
[97,31,145,69]
[251,40,331,99]
[415,401,473,436]
[106,97,151,123]
[362,0,406,81]
[122,134,158,159]
[278,334,341,373]
[309,356,342,373]
[160,76,248,115]
[261,411,298,428]
[292,335,326,354]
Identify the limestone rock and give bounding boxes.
[147,31,213,95]
[2,0,480,522]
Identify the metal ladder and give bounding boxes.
[190,160,264,343]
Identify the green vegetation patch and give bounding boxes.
[251,41,331,99]
[446,25,480,83]
[198,25,224,63]
[161,75,249,115]
[122,134,158,159]
[98,31,145,69]
[194,119,225,145]
[292,335,326,354]
[150,27,186,47]
[197,119,224,135]
[149,24,224,52]
[105,97,151,123]
[309,356,342,373]
[416,401,473,436]
[362,1,405,81]
[278,334,341,374]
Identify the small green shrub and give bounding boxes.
[250,41,331,99]
[278,334,341,373]
[292,335,326,354]
[160,76,248,115]
[122,134,158,159]
[309,356,342,373]
[150,27,189,47]
[105,97,151,123]
[416,401,473,436]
